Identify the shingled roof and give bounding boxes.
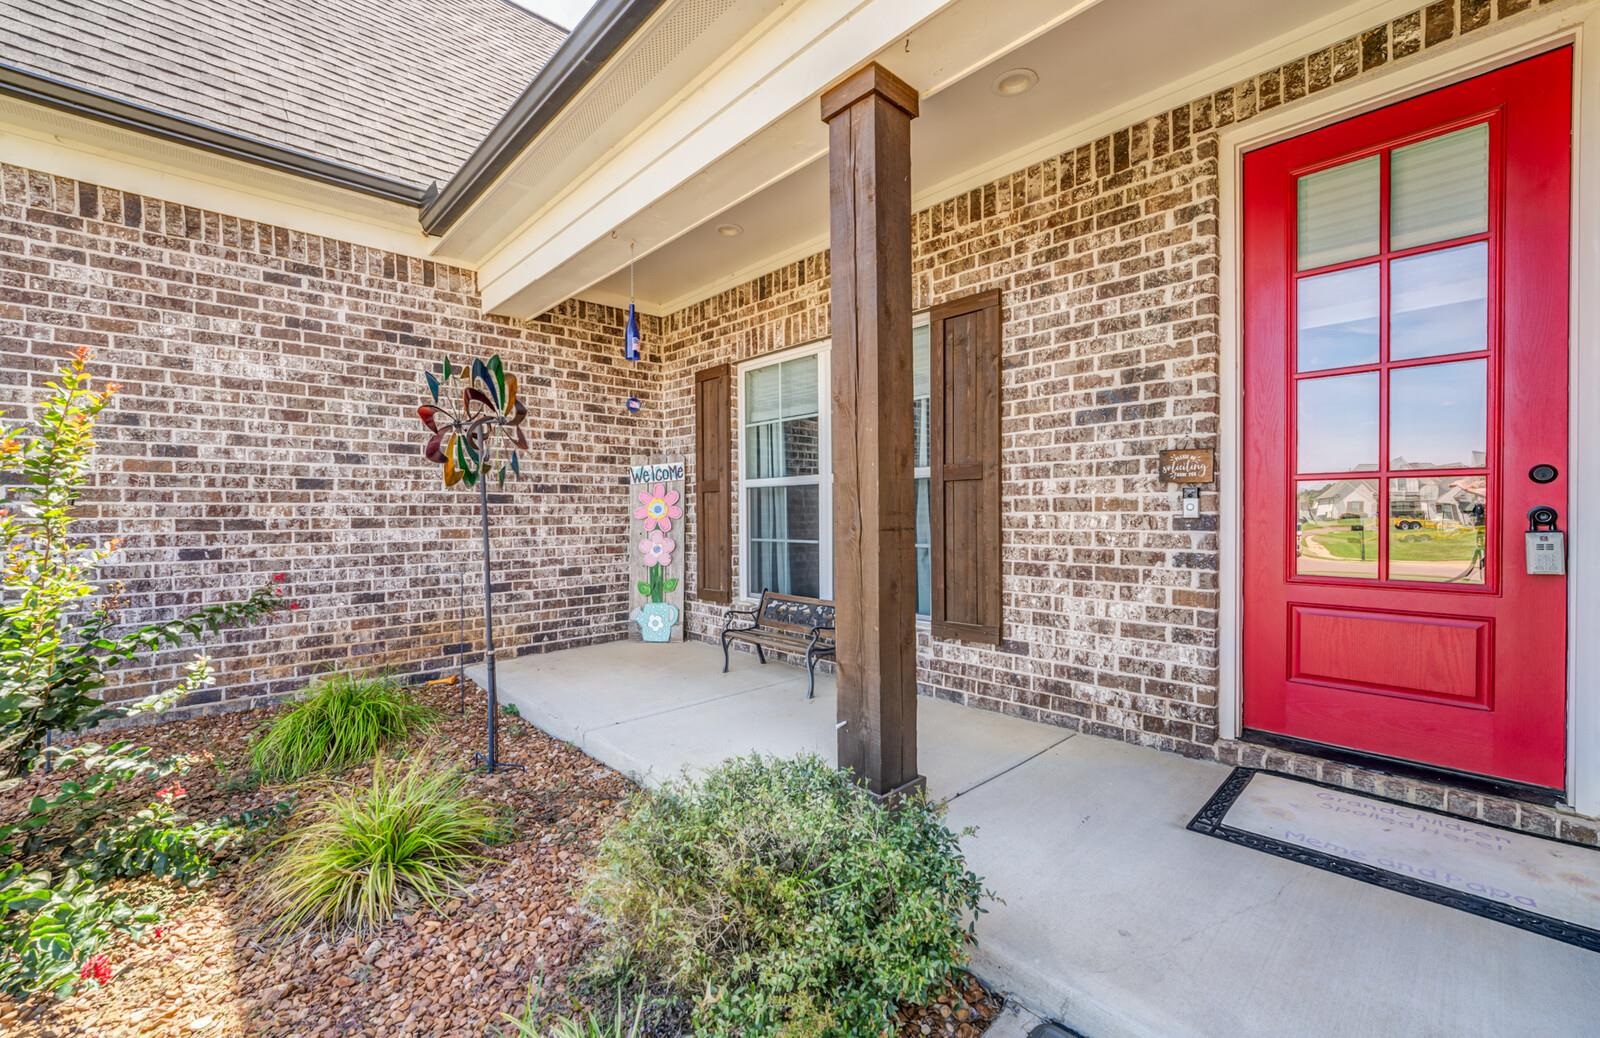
[0,0,568,188]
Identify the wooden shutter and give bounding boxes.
[930,290,1002,643]
[695,364,733,604]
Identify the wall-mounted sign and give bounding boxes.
[628,457,686,643]
[630,461,685,484]
[1159,448,1215,485]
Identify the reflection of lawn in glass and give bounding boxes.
[1389,526,1482,562]
[1301,523,1378,560]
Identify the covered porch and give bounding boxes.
[473,641,1600,1038]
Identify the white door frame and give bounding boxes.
[1217,2,1600,814]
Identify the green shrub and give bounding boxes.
[250,673,433,783]
[583,754,988,1038]
[261,760,494,934]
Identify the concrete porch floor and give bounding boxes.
[472,640,1600,1037]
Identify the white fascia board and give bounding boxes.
[476,0,951,316]
[476,0,1112,318]
[0,98,433,257]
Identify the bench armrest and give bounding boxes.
[722,605,759,634]
[808,624,835,646]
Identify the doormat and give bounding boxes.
[1188,768,1600,952]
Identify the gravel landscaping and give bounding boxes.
[0,681,1001,1037]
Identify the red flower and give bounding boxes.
[149,925,168,941]
[272,572,287,583]
[79,954,112,985]
[289,601,302,611]
[156,782,187,800]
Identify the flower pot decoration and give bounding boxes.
[632,482,683,642]
[633,526,680,642]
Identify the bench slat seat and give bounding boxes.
[720,590,836,698]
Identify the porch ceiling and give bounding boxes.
[565,0,1378,316]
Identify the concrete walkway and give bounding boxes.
[473,641,1600,1037]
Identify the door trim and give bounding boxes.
[1218,6,1600,814]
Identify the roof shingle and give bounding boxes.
[0,0,567,187]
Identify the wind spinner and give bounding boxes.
[418,354,528,773]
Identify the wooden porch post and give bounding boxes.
[821,63,921,798]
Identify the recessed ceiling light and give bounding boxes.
[992,68,1038,97]
[716,223,743,237]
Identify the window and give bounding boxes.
[743,350,829,599]
[738,319,934,614]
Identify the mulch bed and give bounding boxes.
[1,680,1001,1037]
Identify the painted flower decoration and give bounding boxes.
[638,529,676,570]
[418,355,529,489]
[635,483,682,532]
[642,610,670,634]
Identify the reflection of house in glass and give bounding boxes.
[1390,456,1487,528]
[1307,479,1377,520]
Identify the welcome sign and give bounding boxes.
[631,461,685,484]
[626,457,687,643]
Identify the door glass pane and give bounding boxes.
[1296,479,1378,579]
[1391,123,1489,251]
[1298,372,1379,473]
[1297,264,1379,371]
[1389,476,1487,584]
[1391,242,1488,361]
[1389,359,1486,470]
[1297,155,1380,270]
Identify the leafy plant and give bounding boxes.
[0,866,157,998]
[249,672,434,783]
[0,352,287,780]
[582,754,988,1038]
[0,350,294,997]
[261,760,494,934]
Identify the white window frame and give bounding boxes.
[913,312,932,621]
[736,341,833,601]
[733,316,935,612]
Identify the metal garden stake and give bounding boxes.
[418,355,529,773]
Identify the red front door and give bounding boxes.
[1242,48,1572,789]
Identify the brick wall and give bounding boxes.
[0,165,660,709]
[656,0,1569,763]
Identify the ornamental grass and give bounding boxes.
[249,672,433,783]
[260,760,494,934]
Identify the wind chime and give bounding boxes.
[417,355,528,773]
[624,240,643,412]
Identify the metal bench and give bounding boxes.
[720,589,836,698]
